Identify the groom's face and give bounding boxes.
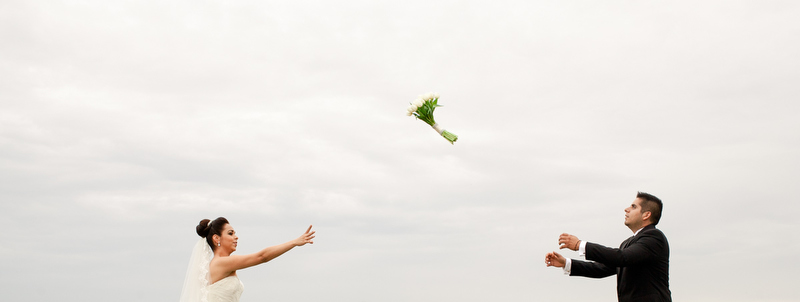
[624,198,646,230]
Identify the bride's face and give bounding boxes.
[219,224,239,253]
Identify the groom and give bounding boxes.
[545,192,671,302]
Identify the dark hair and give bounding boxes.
[637,192,663,225]
[196,217,229,251]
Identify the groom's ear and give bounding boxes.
[642,211,652,222]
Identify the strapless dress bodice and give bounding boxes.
[207,275,244,302]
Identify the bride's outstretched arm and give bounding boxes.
[255,225,315,263]
[214,225,315,272]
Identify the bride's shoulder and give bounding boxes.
[211,252,263,272]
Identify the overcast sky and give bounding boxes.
[2,1,799,301]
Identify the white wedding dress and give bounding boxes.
[207,275,244,302]
[180,239,245,302]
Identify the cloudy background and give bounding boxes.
[2,1,799,301]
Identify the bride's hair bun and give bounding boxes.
[196,219,212,237]
[196,217,229,250]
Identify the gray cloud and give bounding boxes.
[2,1,799,301]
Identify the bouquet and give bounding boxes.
[406,92,458,144]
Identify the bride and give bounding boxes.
[180,217,316,302]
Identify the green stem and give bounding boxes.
[441,130,458,144]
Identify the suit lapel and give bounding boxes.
[622,225,655,249]
[621,236,635,249]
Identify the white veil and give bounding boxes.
[179,238,213,302]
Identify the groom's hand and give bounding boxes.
[545,251,566,268]
[558,233,580,251]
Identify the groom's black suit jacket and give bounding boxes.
[571,224,671,302]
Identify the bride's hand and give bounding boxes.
[295,225,315,246]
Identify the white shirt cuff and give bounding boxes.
[579,240,587,257]
[563,258,572,275]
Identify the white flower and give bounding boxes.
[412,98,424,107]
[407,105,418,114]
[422,93,434,101]
[433,93,440,99]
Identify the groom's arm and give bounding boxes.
[546,251,616,278]
[570,258,617,278]
[585,230,666,267]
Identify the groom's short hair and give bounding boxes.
[637,192,663,225]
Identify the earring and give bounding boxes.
[217,242,221,247]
